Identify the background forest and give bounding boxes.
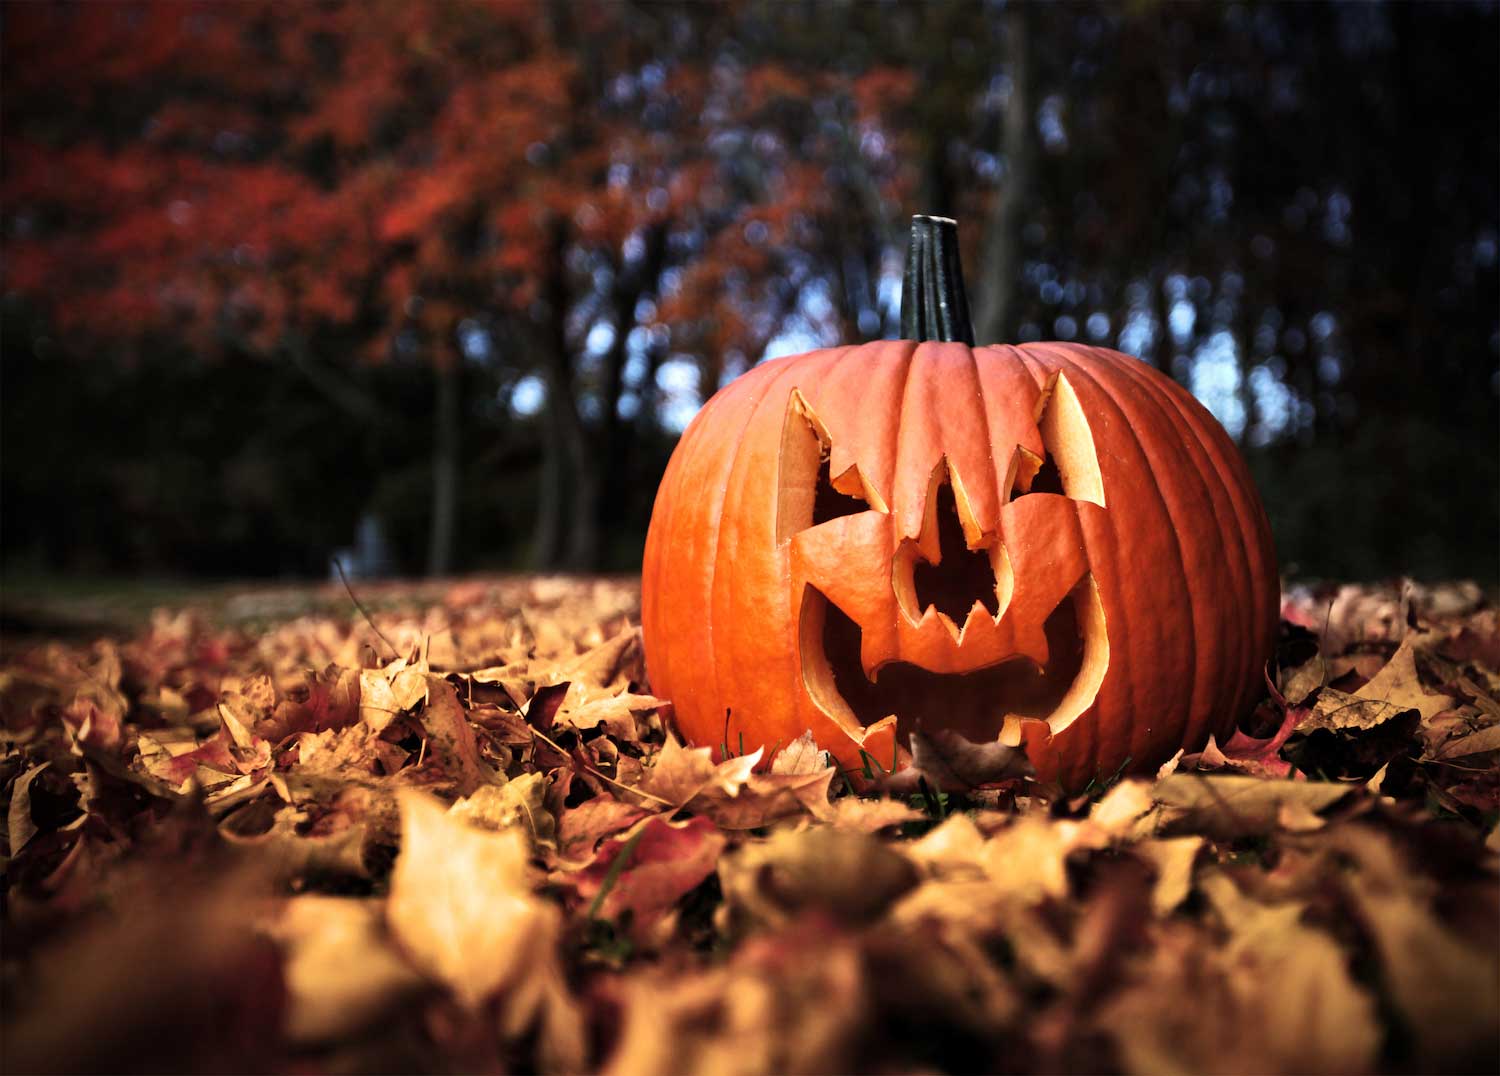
[3,0,1497,583]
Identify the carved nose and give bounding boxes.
[911,478,999,622]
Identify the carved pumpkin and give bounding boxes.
[641,216,1278,790]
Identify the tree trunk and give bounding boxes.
[538,216,600,571]
[530,396,563,570]
[425,355,460,577]
[597,222,668,541]
[974,4,1035,345]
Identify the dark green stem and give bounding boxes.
[899,214,974,345]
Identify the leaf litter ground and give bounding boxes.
[2,576,1497,1074]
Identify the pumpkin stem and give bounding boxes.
[900,214,974,345]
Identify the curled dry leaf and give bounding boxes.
[359,649,429,733]
[877,727,1034,794]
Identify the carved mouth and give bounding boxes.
[799,576,1103,747]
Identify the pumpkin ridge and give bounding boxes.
[1043,343,1199,779]
[890,340,927,544]
[1002,344,1103,784]
[708,351,840,756]
[704,356,819,756]
[963,342,1004,535]
[1062,346,1224,756]
[643,381,740,727]
[1103,346,1259,734]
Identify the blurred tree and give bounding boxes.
[3,0,1495,579]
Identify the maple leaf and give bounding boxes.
[1152,774,1351,839]
[564,814,726,944]
[387,791,584,1069]
[274,895,426,1044]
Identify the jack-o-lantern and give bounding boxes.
[641,216,1278,790]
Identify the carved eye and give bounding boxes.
[776,389,886,544]
[1007,371,1106,506]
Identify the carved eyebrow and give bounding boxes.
[776,389,887,545]
[1007,372,1105,507]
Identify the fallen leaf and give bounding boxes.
[388,790,551,1008]
[450,772,555,848]
[1355,638,1455,721]
[567,814,725,943]
[770,730,829,775]
[1153,774,1351,839]
[555,795,653,864]
[633,736,759,809]
[417,677,497,795]
[822,796,924,833]
[1099,874,1381,1075]
[719,827,918,930]
[1135,836,1202,916]
[603,921,867,1076]
[877,727,1033,793]
[274,896,426,1043]
[359,649,429,733]
[7,761,50,855]
[1433,722,1500,759]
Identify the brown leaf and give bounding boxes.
[770,729,829,775]
[554,626,645,693]
[1325,825,1500,1067]
[823,796,925,833]
[1135,836,1203,916]
[1432,721,1500,759]
[7,761,50,855]
[604,922,867,1076]
[1098,874,1381,1075]
[387,791,583,1069]
[449,773,556,849]
[877,727,1034,793]
[555,795,653,864]
[1153,774,1351,839]
[417,677,497,795]
[1354,638,1455,721]
[634,736,758,808]
[274,896,426,1044]
[719,827,917,930]
[359,649,430,733]
[567,814,726,942]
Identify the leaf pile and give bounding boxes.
[2,577,1497,1074]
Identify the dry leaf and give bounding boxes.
[1354,638,1456,720]
[388,790,551,1008]
[878,727,1033,793]
[770,730,830,774]
[1153,774,1350,838]
[1135,836,1202,916]
[449,772,556,849]
[417,677,497,795]
[567,814,726,942]
[275,896,426,1043]
[719,827,918,930]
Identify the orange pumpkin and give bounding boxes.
[641,215,1278,790]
